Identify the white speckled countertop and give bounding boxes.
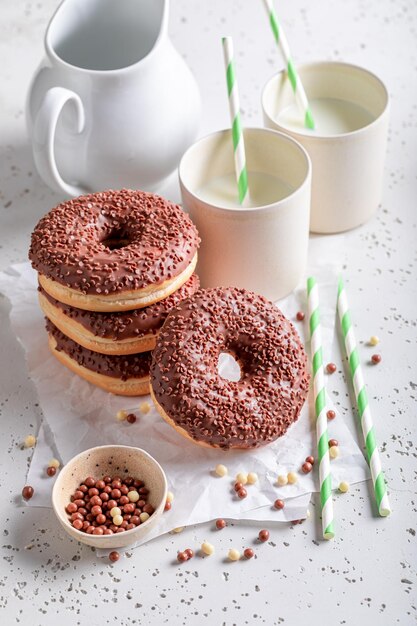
[0,1,416,624]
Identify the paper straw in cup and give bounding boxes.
[222,36,250,206]
[262,0,315,130]
[337,277,391,517]
[307,277,335,540]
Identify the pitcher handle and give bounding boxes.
[32,86,86,197]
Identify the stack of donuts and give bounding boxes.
[29,189,200,395]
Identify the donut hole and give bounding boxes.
[101,227,132,250]
[217,352,241,382]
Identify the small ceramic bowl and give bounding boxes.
[52,445,167,549]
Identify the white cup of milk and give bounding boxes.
[179,127,311,301]
[262,61,389,233]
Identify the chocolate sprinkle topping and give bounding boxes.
[29,189,200,295]
[39,274,200,341]
[151,287,310,449]
[47,320,151,380]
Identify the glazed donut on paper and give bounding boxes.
[150,287,310,449]
[46,320,151,396]
[29,189,200,312]
[38,274,200,356]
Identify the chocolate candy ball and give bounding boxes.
[302,462,313,474]
[91,505,102,516]
[22,485,34,501]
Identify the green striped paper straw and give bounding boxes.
[222,36,249,205]
[262,0,315,130]
[307,277,335,540]
[337,278,391,517]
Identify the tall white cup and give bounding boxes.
[179,128,311,301]
[262,62,389,233]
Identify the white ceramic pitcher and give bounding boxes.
[26,0,201,197]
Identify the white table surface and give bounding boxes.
[0,1,416,624]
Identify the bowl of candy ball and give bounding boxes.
[52,445,168,549]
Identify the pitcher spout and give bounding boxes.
[45,0,169,73]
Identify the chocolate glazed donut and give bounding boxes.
[150,287,310,449]
[38,274,200,355]
[46,320,151,396]
[29,189,200,312]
